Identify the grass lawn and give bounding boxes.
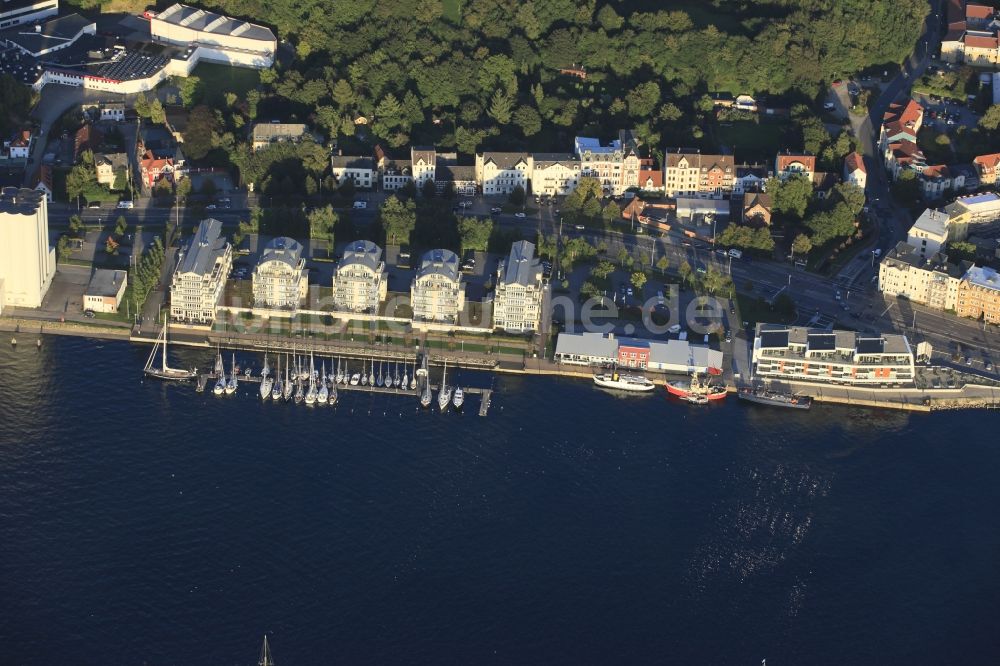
[715,120,790,163]
[192,62,260,108]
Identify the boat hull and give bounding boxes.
[144,368,197,381]
[737,389,812,410]
[665,382,727,400]
[593,375,656,392]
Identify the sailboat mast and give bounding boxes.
[162,319,168,371]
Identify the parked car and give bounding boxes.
[206,204,216,210]
[83,309,95,318]
[514,212,526,218]
[490,206,502,213]
[116,200,134,209]
[352,200,367,209]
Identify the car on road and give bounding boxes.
[823,102,835,110]
[206,204,216,210]
[87,202,101,209]
[116,200,134,209]
[725,330,732,343]
[514,212,526,218]
[352,200,367,209]
[729,304,736,314]
[575,224,585,230]
[490,206,502,213]
[987,361,994,371]
[83,309,95,318]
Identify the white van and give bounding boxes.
[116,200,134,209]
[352,200,367,209]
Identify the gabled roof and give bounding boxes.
[481,152,529,170]
[921,164,951,180]
[844,151,866,174]
[177,218,228,277]
[944,21,967,41]
[411,146,436,165]
[666,149,734,170]
[744,191,772,210]
[330,155,374,170]
[639,168,663,188]
[967,4,993,20]
[500,240,542,288]
[532,153,579,169]
[974,152,1000,171]
[776,152,816,172]
[258,236,304,270]
[416,248,460,282]
[9,130,31,148]
[812,171,839,191]
[964,33,998,48]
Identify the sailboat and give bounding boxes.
[294,375,304,404]
[260,353,273,400]
[329,368,338,405]
[143,320,197,380]
[282,356,293,401]
[376,361,384,387]
[401,363,408,390]
[335,357,344,385]
[409,361,417,390]
[453,385,464,409]
[360,358,368,386]
[393,362,401,388]
[271,354,283,400]
[305,352,317,405]
[318,361,329,405]
[225,353,238,394]
[437,360,452,411]
[368,358,375,387]
[213,351,226,395]
[258,635,274,666]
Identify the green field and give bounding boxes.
[715,120,790,163]
[191,62,261,108]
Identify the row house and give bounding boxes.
[475,152,531,196]
[252,236,308,311]
[878,241,963,311]
[531,153,581,196]
[957,265,1000,323]
[330,155,375,189]
[884,140,926,180]
[411,248,465,323]
[941,1,999,63]
[435,162,477,196]
[919,164,966,200]
[169,218,232,325]
[843,152,867,190]
[879,99,923,156]
[638,157,663,193]
[493,240,544,333]
[775,151,816,183]
[573,131,641,196]
[732,163,770,195]
[382,159,413,191]
[95,152,129,188]
[663,149,735,199]
[752,324,916,387]
[331,240,387,313]
[411,146,436,188]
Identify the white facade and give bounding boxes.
[150,3,276,67]
[531,154,580,196]
[169,218,232,324]
[878,242,960,312]
[0,188,55,309]
[411,147,436,189]
[100,103,125,122]
[493,240,544,332]
[330,156,374,189]
[574,134,641,196]
[476,153,531,196]
[411,249,465,323]
[0,0,57,30]
[252,236,307,310]
[83,269,127,313]
[331,240,387,313]
[908,208,950,259]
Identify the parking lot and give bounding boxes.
[912,92,980,133]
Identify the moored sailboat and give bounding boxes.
[143,320,197,380]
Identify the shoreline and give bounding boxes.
[3,316,999,412]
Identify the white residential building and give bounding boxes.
[83,269,127,313]
[330,155,375,189]
[382,159,413,191]
[908,208,950,259]
[493,240,544,333]
[752,324,916,386]
[475,152,531,195]
[331,240,387,313]
[100,103,125,122]
[252,236,308,311]
[878,241,962,312]
[411,248,465,323]
[0,187,55,309]
[844,151,867,191]
[411,146,436,189]
[169,218,232,324]
[94,152,129,188]
[531,154,581,196]
[574,131,641,195]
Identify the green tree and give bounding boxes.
[134,92,151,119]
[679,260,692,285]
[512,105,542,136]
[175,177,192,201]
[308,205,338,255]
[182,105,217,161]
[656,256,669,273]
[68,214,84,237]
[591,259,615,280]
[770,175,812,220]
[980,104,1000,131]
[114,215,127,237]
[331,79,354,108]
[487,88,514,125]
[948,240,977,262]
[457,216,493,252]
[149,98,166,125]
[626,81,660,118]
[56,235,72,262]
[791,233,813,258]
[630,271,647,291]
[112,168,128,192]
[177,76,203,107]
[378,196,417,246]
[602,201,621,226]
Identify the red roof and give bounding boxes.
[921,164,950,179]
[948,0,966,23]
[967,4,993,20]
[965,34,998,48]
[889,140,925,162]
[844,151,866,174]
[944,21,967,41]
[883,98,922,127]
[10,130,31,148]
[776,153,816,172]
[639,168,663,188]
[974,152,1000,170]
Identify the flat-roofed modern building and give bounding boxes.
[0,187,54,309]
[83,268,127,313]
[0,13,94,56]
[553,331,723,374]
[752,324,915,386]
[150,3,276,68]
[411,248,464,323]
[0,0,59,30]
[493,240,544,333]
[252,236,307,311]
[331,240,386,313]
[251,123,308,152]
[170,218,232,324]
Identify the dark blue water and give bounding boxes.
[2,336,1000,665]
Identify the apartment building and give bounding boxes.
[908,208,951,258]
[411,146,436,189]
[0,187,54,309]
[252,236,308,310]
[752,324,916,386]
[493,240,544,333]
[663,149,735,198]
[411,248,465,323]
[531,154,580,196]
[775,151,817,183]
[475,152,531,195]
[957,265,1000,323]
[573,131,641,196]
[331,240,386,313]
[973,152,1000,186]
[330,155,375,189]
[170,218,232,324]
[878,241,962,311]
[94,152,129,188]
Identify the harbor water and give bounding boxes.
[1,336,999,664]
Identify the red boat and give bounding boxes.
[665,372,728,402]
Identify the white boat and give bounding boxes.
[360,360,368,386]
[282,357,293,401]
[592,370,656,393]
[368,359,375,387]
[438,360,452,411]
[318,362,329,405]
[260,353,273,400]
[335,357,344,385]
[376,361,384,387]
[271,354,283,400]
[305,352,317,405]
[409,362,417,390]
[401,367,408,390]
[143,320,198,380]
[393,362,401,387]
[453,385,464,409]
[350,372,361,386]
[225,353,238,394]
[294,377,304,404]
[329,374,338,405]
